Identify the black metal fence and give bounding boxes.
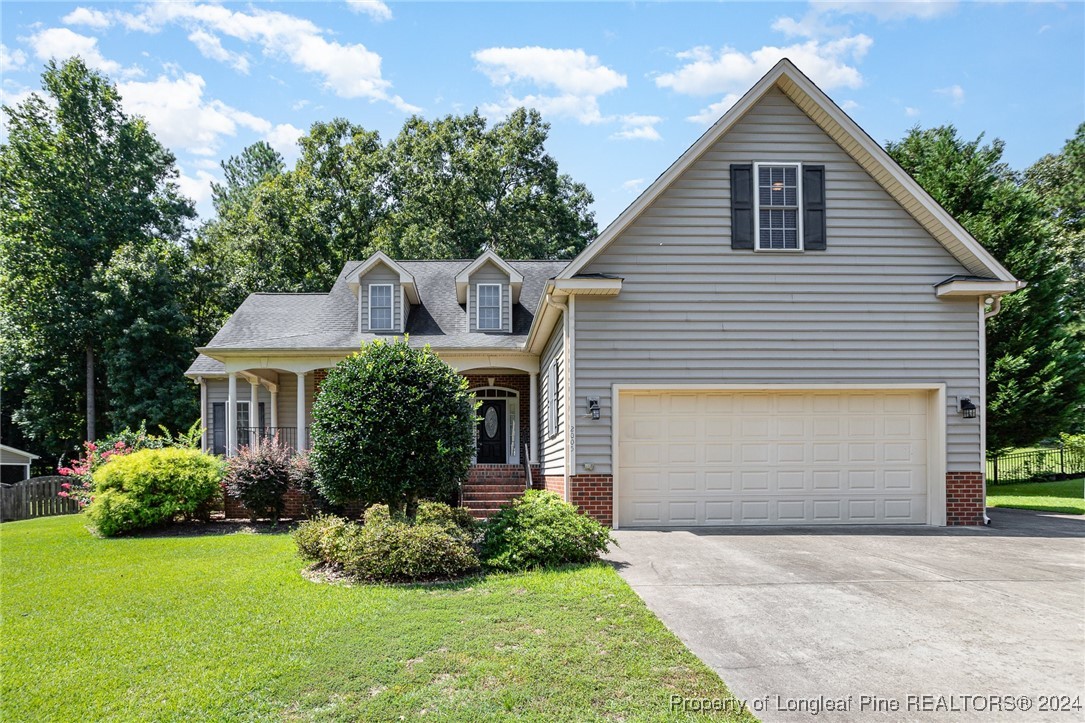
[237,426,297,450]
[987,446,1085,485]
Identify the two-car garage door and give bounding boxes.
[617,390,931,527]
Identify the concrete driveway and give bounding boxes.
[607,508,1085,722]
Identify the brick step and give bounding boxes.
[462,484,527,493]
[463,490,527,499]
[462,499,518,510]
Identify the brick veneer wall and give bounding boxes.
[569,474,613,527]
[946,472,985,526]
[538,475,564,496]
[223,486,363,520]
[463,373,531,459]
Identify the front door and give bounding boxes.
[477,400,506,463]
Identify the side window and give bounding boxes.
[547,360,558,437]
[756,163,801,250]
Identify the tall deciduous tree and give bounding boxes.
[1,58,194,453]
[887,126,1085,450]
[195,108,596,307]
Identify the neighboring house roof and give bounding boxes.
[186,259,567,376]
[558,58,1020,286]
[0,444,39,462]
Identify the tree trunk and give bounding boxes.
[85,346,96,442]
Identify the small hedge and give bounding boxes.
[86,448,225,536]
[293,502,479,582]
[225,439,292,522]
[480,490,613,571]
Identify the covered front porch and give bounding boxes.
[193,353,542,477]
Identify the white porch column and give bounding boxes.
[249,380,259,430]
[227,372,238,456]
[270,389,279,429]
[296,372,307,452]
[529,372,539,464]
[198,377,207,452]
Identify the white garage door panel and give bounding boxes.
[618,391,929,526]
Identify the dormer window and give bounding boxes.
[369,284,393,331]
[476,283,502,331]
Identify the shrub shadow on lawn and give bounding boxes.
[302,560,612,590]
[124,518,300,538]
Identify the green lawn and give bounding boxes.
[987,478,1085,515]
[1,515,750,722]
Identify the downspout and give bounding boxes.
[547,292,572,502]
[979,295,1002,525]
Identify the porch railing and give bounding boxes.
[237,426,297,451]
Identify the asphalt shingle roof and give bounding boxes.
[186,258,568,376]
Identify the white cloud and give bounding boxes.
[119,72,272,155]
[474,47,627,97]
[113,4,416,110]
[346,1,393,22]
[905,106,920,117]
[292,99,310,111]
[686,93,743,125]
[265,122,304,160]
[840,99,859,110]
[62,7,113,30]
[1,43,27,74]
[657,36,872,125]
[188,29,250,74]
[621,178,645,193]
[177,168,218,209]
[474,46,651,137]
[25,28,140,78]
[935,84,965,107]
[611,114,663,141]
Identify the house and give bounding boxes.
[186,59,1022,528]
[0,444,39,485]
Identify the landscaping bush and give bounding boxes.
[480,490,614,571]
[225,438,292,522]
[290,452,339,515]
[293,514,357,564]
[291,503,480,582]
[310,339,476,515]
[85,448,224,536]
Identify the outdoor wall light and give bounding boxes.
[959,398,978,419]
[587,397,601,420]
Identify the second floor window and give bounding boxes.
[369,284,393,330]
[477,283,502,330]
[756,163,801,250]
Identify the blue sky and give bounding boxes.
[2,1,1082,228]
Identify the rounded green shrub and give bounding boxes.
[309,339,476,514]
[291,503,480,582]
[85,448,224,536]
[480,490,614,571]
[225,438,292,522]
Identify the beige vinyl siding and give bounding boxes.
[538,322,566,474]
[574,87,982,474]
[204,373,313,436]
[468,263,512,333]
[360,266,400,333]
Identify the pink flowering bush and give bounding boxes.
[58,440,132,508]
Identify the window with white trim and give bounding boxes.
[546,360,558,437]
[476,283,502,331]
[369,284,393,331]
[755,162,802,250]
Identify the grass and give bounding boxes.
[987,478,1085,515]
[1,515,751,722]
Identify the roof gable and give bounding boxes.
[455,250,524,304]
[559,58,1016,284]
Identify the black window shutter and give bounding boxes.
[259,402,266,430]
[730,163,755,249]
[803,165,827,251]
